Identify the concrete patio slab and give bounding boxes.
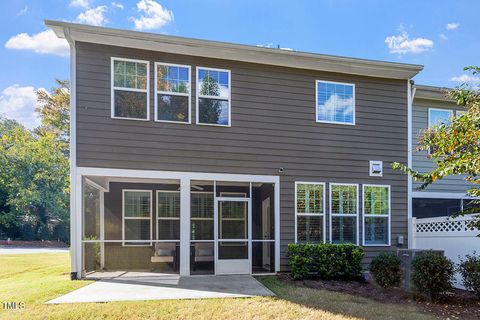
[47,274,275,304]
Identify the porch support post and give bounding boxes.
[179,178,191,276]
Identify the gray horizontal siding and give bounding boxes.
[412,98,470,194]
[76,42,409,270]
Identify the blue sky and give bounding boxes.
[0,0,479,128]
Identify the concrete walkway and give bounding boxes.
[0,246,69,254]
[47,273,275,304]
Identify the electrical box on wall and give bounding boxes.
[369,160,383,177]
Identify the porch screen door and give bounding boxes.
[215,197,250,274]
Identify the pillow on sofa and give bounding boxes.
[157,249,174,256]
[197,248,213,257]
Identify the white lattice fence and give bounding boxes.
[411,215,479,288]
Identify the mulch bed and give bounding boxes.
[278,274,480,320]
[0,240,68,248]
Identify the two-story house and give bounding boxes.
[46,20,423,279]
[411,85,471,219]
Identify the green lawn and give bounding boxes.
[0,253,436,320]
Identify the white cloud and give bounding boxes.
[77,5,107,26]
[131,0,174,30]
[5,29,69,57]
[0,85,41,129]
[16,5,29,16]
[111,2,124,9]
[446,23,460,30]
[450,74,480,83]
[385,30,433,54]
[70,0,92,9]
[439,33,448,40]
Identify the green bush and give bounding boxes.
[411,252,454,301]
[458,252,480,299]
[369,253,402,288]
[288,243,364,280]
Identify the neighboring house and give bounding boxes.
[46,20,423,279]
[411,85,471,219]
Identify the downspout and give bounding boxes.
[407,80,416,249]
[64,27,79,279]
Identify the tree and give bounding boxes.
[392,66,480,230]
[35,79,70,144]
[198,74,221,124]
[0,80,70,242]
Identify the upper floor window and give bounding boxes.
[155,63,191,123]
[316,80,355,125]
[112,58,149,120]
[428,108,453,128]
[196,67,231,126]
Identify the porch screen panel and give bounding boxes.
[157,191,180,240]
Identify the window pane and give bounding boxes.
[124,219,150,241]
[124,191,151,217]
[364,186,389,215]
[331,216,356,244]
[317,82,354,124]
[83,183,100,239]
[157,192,180,218]
[297,215,323,243]
[157,65,190,93]
[114,60,147,90]
[157,219,180,240]
[191,193,213,218]
[331,185,357,214]
[198,98,229,125]
[296,183,324,214]
[191,242,214,275]
[219,201,247,239]
[114,90,148,119]
[364,217,388,245]
[157,94,189,122]
[429,109,452,128]
[198,69,229,97]
[412,198,461,218]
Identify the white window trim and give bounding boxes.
[156,190,181,242]
[196,66,232,127]
[329,183,359,245]
[122,189,153,246]
[428,107,453,128]
[315,80,356,126]
[294,181,326,243]
[154,62,191,124]
[362,184,391,247]
[111,57,150,121]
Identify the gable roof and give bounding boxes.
[45,20,423,80]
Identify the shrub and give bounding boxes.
[458,252,480,299]
[411,252,454,301]
[369,253,402,288]
[288,243,364,280]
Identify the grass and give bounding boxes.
[0,253,436,320]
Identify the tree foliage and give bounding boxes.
[392,66,480,230]
[0,80,70,242]
[198,74,221,124]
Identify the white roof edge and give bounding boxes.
[414,84,455,102]
[45,20,423,80]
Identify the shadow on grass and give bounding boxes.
[256,276,436,320]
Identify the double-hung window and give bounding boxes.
[363,185,390,246]
[155,63,191,123]
[112,58,149,120]
[156,191,180,240]
[295,182,325,243]
[428,108,453,128]
[316,80,355,125]
[196,67,231,126]
[122,190,152,246]
[330,184,358,244]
